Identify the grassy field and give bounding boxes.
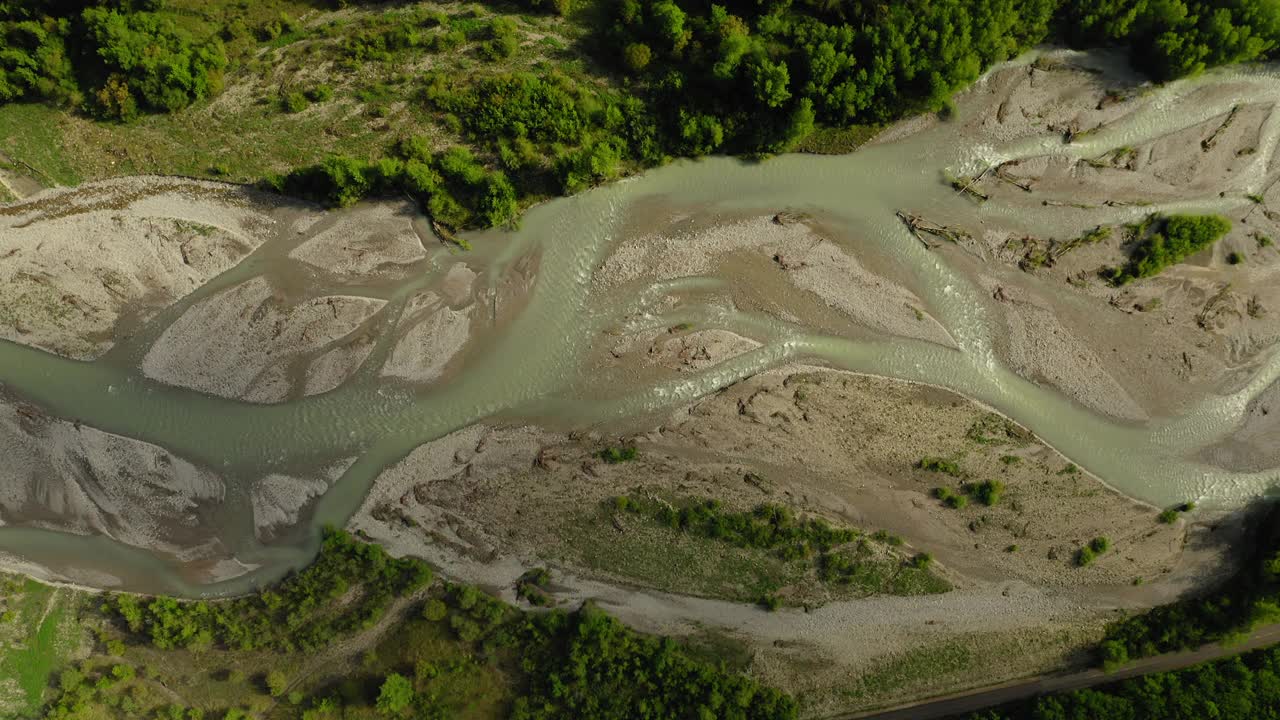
[0,577,82,719]
[0,104,82,187]
[557,496,949,608]
[560,508,807,603]
[0,0,595,195]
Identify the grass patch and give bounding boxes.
[567,495,949,604]
[563,508,802,603]
[0,104,81,186]
[966,413,1033,446]
[792,124,882,154]
[842,639,974,703]
[598,446,637,464]
[916,457,962,476]
[0,579,78,717]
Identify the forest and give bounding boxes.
[3,0,1280,228]
[965,643,1280,720]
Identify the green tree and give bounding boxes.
[376,673,414,716]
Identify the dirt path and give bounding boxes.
[269,590,429,706]
[842,624,1280,720]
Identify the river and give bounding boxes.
[1,53,1279,596]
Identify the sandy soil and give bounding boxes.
[0,177,317,360]
[141,276,385,402]
[931,52,1280,421]
[288,200,428,276]
[0,394,225,557]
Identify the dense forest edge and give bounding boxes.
[3,0,1279,228]
[16,528,796,719]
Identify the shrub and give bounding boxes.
[422,598,448,622]
[266,670,287,697]
[282,91,309,113]
[376,673,414,715]
[599,446,637,464]
[1076,546,1097,567]
[306,85,334,102]
[934,487,967,509]
[1106,214,1232,284]
[623,42,652,72]
[1158,508,1179,524]
[917,457,961,476]
[759,594,782,611]
[1228,251,1244,265]
[910,553,933,570]
[1099,639,1129,671]
[970,480,1004,507]
[1091,537,1112,554]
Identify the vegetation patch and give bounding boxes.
[974,641,1280,720]
[104,528,433,653]
[1075,536,1112,567]
[1104,214,1232,285]
[601,495,949,603]
[917,457,962,476]
[934,486,968,509]
[15,531,800,720]
[598,446,638,464]
[0,579,78,717]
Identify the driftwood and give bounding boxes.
[1041,199,1097,209]
[950,168,991,201]
[896,211,971,249]
[772,210,810,226]
[1202,105,1240,152]
[994,163,1034,192]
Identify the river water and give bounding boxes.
[2,55,1280,596]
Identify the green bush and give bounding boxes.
[970,480,1004,507]
[1105,214,1232,284]
[972,642,1280,720]
[282,91,309,113]
[934,487,967,509]
[266,669,287,697]
[422,598,448,622]
[83,8,228,115]
[917,457,962,476]
[307,85,334,102]
[1076,546,1097,567]
[598,446,637,463]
